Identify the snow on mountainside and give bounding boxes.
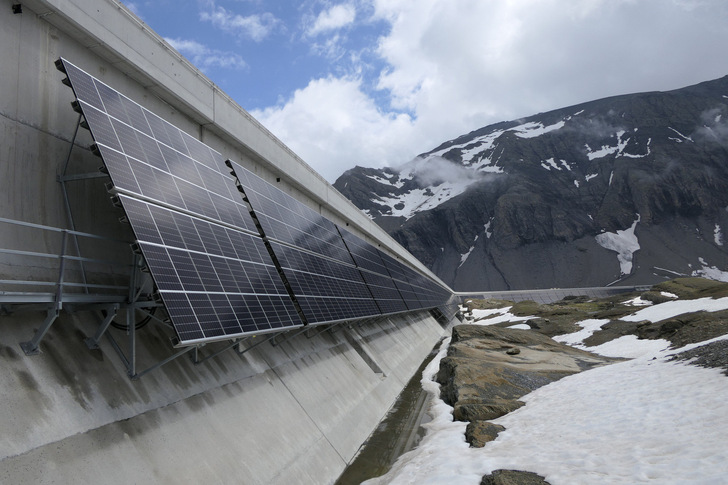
[334,76,728,291]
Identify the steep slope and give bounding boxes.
[334,77,728,290]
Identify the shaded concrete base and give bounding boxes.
[0,310,448,484]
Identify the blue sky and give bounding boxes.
[122,0,728,182]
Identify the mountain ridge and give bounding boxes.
[334,75,728,290]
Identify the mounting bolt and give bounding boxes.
[12,4,22,14]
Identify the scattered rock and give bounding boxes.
[465,421,505,448]
[670,339,728,375]
[481,469,550,485]
[453,400,524,421]
[506,347,520,355]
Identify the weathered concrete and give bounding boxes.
[0,2,454,483]
[0,307,448,484]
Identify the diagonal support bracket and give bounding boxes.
[84,303,120,350]
[20,308,60,355]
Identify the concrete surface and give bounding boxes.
[0,1,454,483]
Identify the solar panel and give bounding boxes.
[268,241,380,324]
[229,161,353,265]
[58,58,302,344]
[121,195,302,343]
[60,60,255,235]
[338,227,408,314]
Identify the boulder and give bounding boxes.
[465,421,506,448]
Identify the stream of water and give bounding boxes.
[334,342,442,484]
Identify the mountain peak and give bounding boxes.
[334,75,728,291]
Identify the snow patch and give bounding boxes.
[585,173,598,182]
[459,235,479,268]
[595,214,641,275]
[668,127,693,142]
[692,258,728,282]
[484,219,493,239]
[585,130,650,159]
[553,319,610,346]
[623,296,652,306]
[369,297,728,485]
[622,296,728,323]
[365,173,404,188]
[715,224,724,246]
[512,120,565,138]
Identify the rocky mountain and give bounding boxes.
[334,77,728,291]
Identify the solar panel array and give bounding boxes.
[58,57,453,345]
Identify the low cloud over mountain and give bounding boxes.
[335,76,728,290]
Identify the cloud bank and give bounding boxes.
[249,0,728,182]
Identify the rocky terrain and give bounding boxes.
[334,78,728,291]
[443,277,728,484]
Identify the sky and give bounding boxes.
[364,296,728,484]
[121,0,728,182]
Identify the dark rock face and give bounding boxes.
[335,77,728,290]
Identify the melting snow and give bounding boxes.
[540,158,571,171]
[375,181,475,220]
[692,257,728,282]
[512,120,566,138]
[621,296,728,323]
[715,224,724,246]
[668,127,693,143]
[595,214,641,275]
[623,296,652,306]
[484,220,493,239]
[585,130,650,160]
[428,130,505,168]
[459,236,479,268]
[365,173,405,188]
[367,299,728,485]
[585,173,598,182]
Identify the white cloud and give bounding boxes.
[165,38,246,71]
[307,3,356,36]
[200,3,279,42]
[254,0,728,182]
[251,76,416,182]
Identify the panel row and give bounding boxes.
[59,57,453,344]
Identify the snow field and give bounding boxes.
[367,297,728,484]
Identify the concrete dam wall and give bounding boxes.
[0,1,454,483]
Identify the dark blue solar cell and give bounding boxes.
[95,80,130,125]
[61,60,104,110]
[79,102,122,152]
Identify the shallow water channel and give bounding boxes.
[335,342,442,484]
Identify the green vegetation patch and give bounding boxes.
[462,298,513,311]
[463,278,728,344]
[653,277,728,300]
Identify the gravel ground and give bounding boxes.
[670,339,728,376]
